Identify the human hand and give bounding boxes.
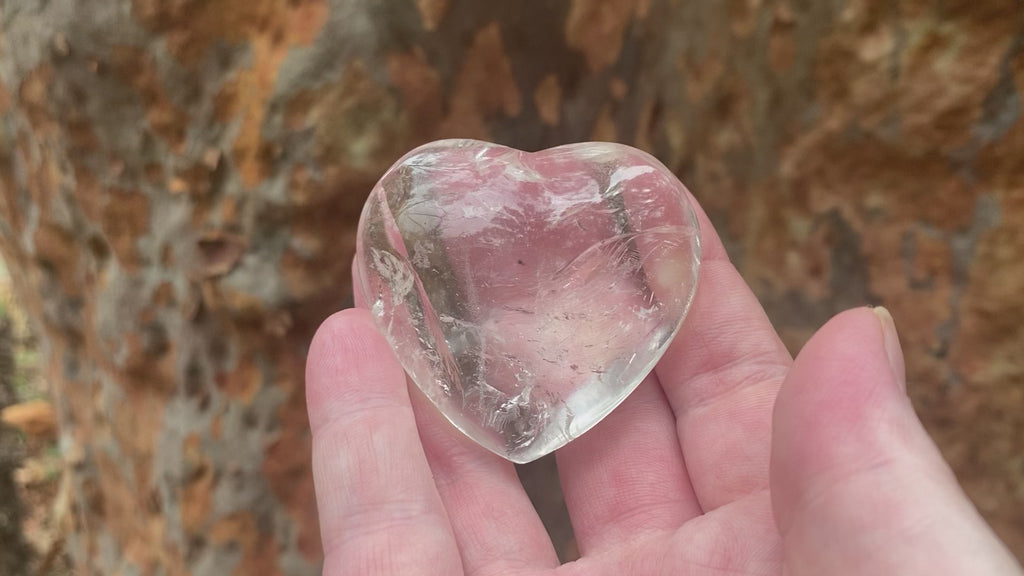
[306,196,1023,575]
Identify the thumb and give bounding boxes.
[770,307,1022,575]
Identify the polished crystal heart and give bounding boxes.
[355,140,701,463]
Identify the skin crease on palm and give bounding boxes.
[305,188,1024,576]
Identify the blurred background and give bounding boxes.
[0,0,1021,573]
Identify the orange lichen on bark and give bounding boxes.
[632,99,657,152]
[195,231,248,279]
[169,159,222,198]
[215,354,261,404]
[769,4,797,72]
[94,451,166,572]
[282,62,407,216]
[682,0,1024,554]
[0,150,24,242]
[32,222,80,295]
[414,0,451,31]
[100,188,150,271]
[954,118,1024,387]
[132,0,326,65]
[279,169,365,303]
[439,23,523,138]
[947,186,1024,554]
[609,77,628,101]
[180,433,215,534]
[813,7,897,128]
[17,65,56,134]
[566,0,646,71]
[109,46,189,150]
[199,0,329,187]
[728,0,762,37]
[897,6,1018,152]
[15,115,63,217]
[280,247,325,301]
[71,171,105,230]
[388,47,444,142]
[590,104,618,141]
[534,74,563,126]
[0,83,11,114]
[210,511,281,576]
[263,352,320,560]
[120,326,178,394]
[680,54,724,104]
[110,383,168,490]
[305,63,405,171]
[152,282,176,307]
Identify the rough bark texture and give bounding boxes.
[0,0,1021,573]
[652,1,1024,555]
[0,317,33,575]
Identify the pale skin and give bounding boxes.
[306,193,1024,575]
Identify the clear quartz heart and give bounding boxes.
[355,140,701,463]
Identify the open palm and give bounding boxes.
[306,198,1021,576]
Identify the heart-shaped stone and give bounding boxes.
[355,140,701,463]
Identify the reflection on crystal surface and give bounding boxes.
[355,140,701,463]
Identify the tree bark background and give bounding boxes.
[0,316,33,575]
[0,0,1021,574]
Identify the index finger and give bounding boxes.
[306,309,463,574]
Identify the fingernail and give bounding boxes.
[872,306,906,393]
